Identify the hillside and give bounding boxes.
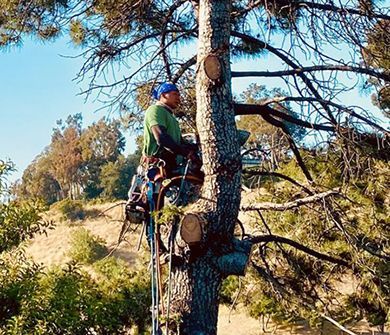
[25,197,385,335]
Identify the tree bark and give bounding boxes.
[168,1,242,334]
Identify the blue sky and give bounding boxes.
[0,37,115,182]
[0,34,387,184]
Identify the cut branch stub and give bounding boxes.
[203,55,221,80]
[180,212,207,245]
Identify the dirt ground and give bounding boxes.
[218,305,319,335]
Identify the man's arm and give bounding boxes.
[151,125,190,156]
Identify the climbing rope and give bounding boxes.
[170,159,191,206]
[146,181,161,335]
[144,159,202,334]
[165,217,178,335]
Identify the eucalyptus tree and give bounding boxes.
[364,19,390,117]
[1,0,389,334]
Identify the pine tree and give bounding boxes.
[2,0,389,333]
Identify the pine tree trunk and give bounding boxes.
[168,1,243,334]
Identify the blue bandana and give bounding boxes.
[152,82,179,100]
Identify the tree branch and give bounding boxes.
[241,189,339,211]
[172,55,197,83]
[231,65,390,82]
[242,170,313,195]
[160,0,188,81]
[231,31,338,124]
[262,113,314,182]
[234,103,336,132]
[294,1,390,21]
[231,0,390,21]
[320,314,358,335]
[249,234,350,267]
[266,97,390,134]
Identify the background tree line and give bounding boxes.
[12,114,141,203]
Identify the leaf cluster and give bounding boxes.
[67,227,108,264]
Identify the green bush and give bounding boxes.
[56,199,85,221]
[0,258,151,334]
[68,228,108,264]
[220,275,240,305]
[0,200,52,254]
[93,256,130,280]
[0,160,151,334]
[0,249,42,327]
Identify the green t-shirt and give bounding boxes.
[143,104,182,157]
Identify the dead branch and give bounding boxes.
[234,103,335,132]
[97,202,127,217]
[241,188,340,211]
[320,314,358,335]
[242,170,313,194]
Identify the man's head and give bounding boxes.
[152,82,181,109]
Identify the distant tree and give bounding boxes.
[363,20,390,118]
[15,116,127,201]
[13,152,60,204]
[99,154,139,200]
[80,118,125,163]
[80,118,125,198]
[49,115,83,199]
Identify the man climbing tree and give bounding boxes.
[142,82,197,175]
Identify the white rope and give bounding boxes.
[147,181,160,335]
[165,221,177,335]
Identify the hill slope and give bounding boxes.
[25,199,383,335]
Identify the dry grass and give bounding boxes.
[25,200,385,335]
[26,201,141,268]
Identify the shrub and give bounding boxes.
[1,260,151,334]
[93,256,130,280]
[0,199,52,253]
[0,160,150,334]
[68,228,108,264]
[0,249,42,326]
[56,199,85,221]
[220,275,240,305]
